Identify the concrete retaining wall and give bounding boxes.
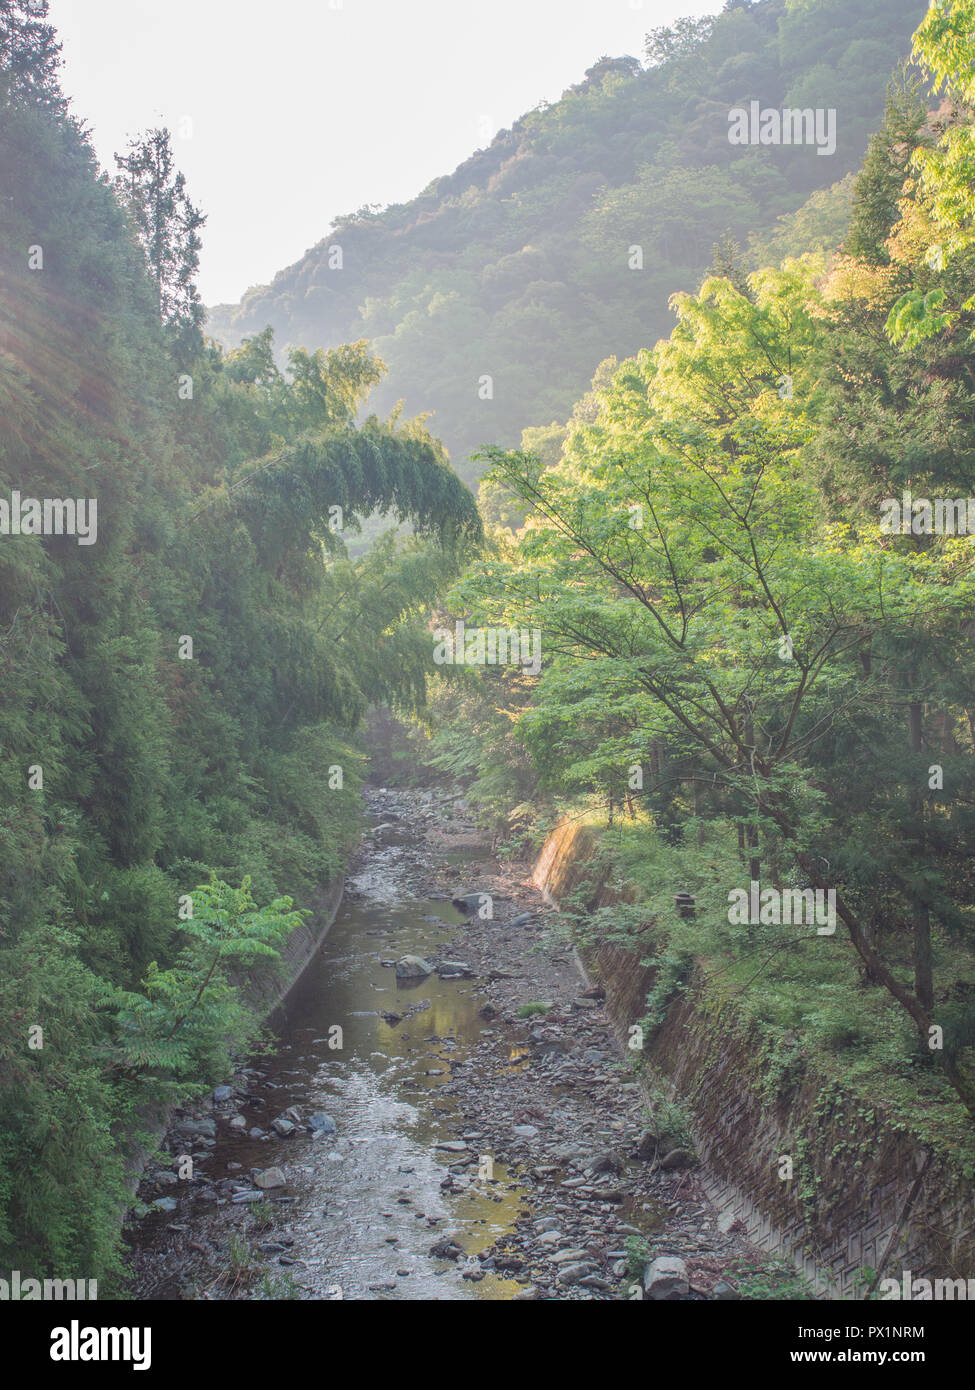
[124,873,347,1207]
[533,820,975,1299]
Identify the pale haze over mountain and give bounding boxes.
[48,0,714,304]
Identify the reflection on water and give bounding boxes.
[258,894,528,1298]
[137,858,529,1299]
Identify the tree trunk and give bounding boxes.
[744,708,760,881]
[747,823,760,884]
[910,698,934,1013]
[693,781,705,846]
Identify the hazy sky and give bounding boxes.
[47,0,715,306]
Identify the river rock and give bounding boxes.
[586,1149,624,1175]
[271,1116,296,1137]
[212,1085,234,1103]
[451,892,490,915]
[552,1144,588,1163]
[372,822,410,846]
[307,1111,337,1136]
[635,1129,660,1161]
[437,961,473,977]
[713,1279,741,1300]
[175,1117,215,1139]
[643,1255,689,1300]
[550,1248,587,1264]
[395,955,434,979]
[494,1254,524,1272]
[254,1167,286,1190]
[430,1238,464,1260]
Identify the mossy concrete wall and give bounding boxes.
[533,820,975,1298]
[241,873,347,1015]
[125,874,346,1206]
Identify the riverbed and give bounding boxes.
[126,788,758,1300]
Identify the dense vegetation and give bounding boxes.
[427,4,975,1159]
[0,1,478,1282]
[4,0,975,1295]
[209,0,927,481]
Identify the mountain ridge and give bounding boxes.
[207,0,928,480]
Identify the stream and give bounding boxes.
[127,792,529,1300]
[127,788,759,1301]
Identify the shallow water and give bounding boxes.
[133,809,528,1300]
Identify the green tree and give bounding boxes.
[114,127,206,356]
[887,0,975,345]
[458,261,975,1118]
[111,876,304,1081]
[0,0,63,112]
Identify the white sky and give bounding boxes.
[47,0,715,305]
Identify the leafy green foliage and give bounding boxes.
[887,1,975,343]
[729,1256,817,1300]
[441,90,975,1133]
[111,876,303,1080]
[0,18,479,1282]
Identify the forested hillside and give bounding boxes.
[0,1,478,1282]
[209,0,927,481]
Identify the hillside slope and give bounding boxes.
[208,0,928,480]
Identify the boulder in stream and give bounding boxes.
[429,1238,464,1260]
[451,891,491,915]
[307,1112,337,1137]
[395,954,434,979]
[436,960,473,978]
